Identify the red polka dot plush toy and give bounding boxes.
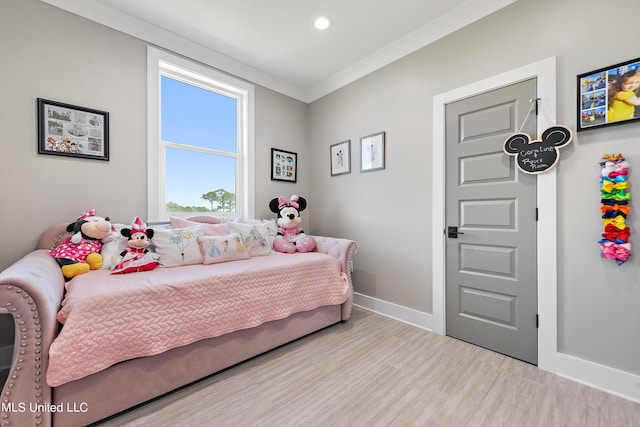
[268,195,316,254]
[49,209,112,279]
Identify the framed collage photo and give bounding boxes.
[577,57,640,131]
[271,148,297,182]
[37,98,109,161]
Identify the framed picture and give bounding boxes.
[577,57,640,131]
[330,140,351,176]
[360,131,385,172]
[271,148,297,182]
[37,98,109,161]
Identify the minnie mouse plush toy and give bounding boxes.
[111,217,160,274]
[269,195,316,254]
[49,209,112,279]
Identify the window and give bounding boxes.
[147,47,255,221]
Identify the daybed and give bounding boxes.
[0,221,357,427]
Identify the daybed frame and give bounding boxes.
[0,223,357,426]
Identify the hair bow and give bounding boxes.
[602,224,631,242]
[601,189,631,201]
[602,210,627,219]
[601,180,629,193]
[602,216,627,229]
[600,243,631,265]
[608,169,629,178]
[600,205,631,215]
[600,175,627,184]
[278,195,300,209]
[77,209,97,220]
[602,153,623,162]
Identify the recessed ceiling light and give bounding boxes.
[313,16,332,31]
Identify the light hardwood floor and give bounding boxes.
[98,307,640,427]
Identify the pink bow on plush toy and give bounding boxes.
[278,195,300,209]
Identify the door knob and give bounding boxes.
[447,226,464,238]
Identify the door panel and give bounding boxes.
[460,152,514,183]
[459,244,516,277]
[445,79,538,365]
[459,286,516,327]
[460,199,516,229]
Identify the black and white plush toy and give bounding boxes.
[268,195,316,253]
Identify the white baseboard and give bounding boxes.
[551,352,640,404]
[353,292,435,331]
[0,345,13,371]
[353,292,640,404]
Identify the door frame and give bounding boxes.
[431,56,557,371]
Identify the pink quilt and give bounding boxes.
[47,252,350,387]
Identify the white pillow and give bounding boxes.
[170,216,231,236]
[197,233,250,264]
[101,224,128,270]
[153,225,205,267]
[246,219,278,249]
[227,222,272,256]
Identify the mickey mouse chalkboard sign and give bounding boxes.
[503,126,573,174]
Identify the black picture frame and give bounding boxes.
[577,58,640,131]
[37,98,109,161]
[271,148,297,182]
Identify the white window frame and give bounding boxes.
[147,46,255,221]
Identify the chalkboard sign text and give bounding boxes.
[503,126,573,174]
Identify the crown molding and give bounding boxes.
[41,0,518,103]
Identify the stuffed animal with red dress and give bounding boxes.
[49,209,112,279]
[269,195,316,253]
[111,217,160,274]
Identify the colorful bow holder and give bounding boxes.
[599,153,631,265]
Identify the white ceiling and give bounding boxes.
[41,0,518,102]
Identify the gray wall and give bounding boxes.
[0,0,308,347]
[308,0,640,376]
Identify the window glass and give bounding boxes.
[165,147,236,213]
[161,76,237,152]
[147,47,254,221]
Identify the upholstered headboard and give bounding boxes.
[37,223,72,250]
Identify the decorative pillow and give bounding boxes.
[153,225,205,267]
[197,233,250,264]
[245,219,278,249]
[186,215,221,224]
[227,222,272,256]
[170,216,230,236]
[101,224,129,270]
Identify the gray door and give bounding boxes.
[445,79,538,365]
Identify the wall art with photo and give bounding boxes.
[37,98,109,161]
[271,148,297,182]
[578,58,640,131]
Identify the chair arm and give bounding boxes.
[312,236,358,321]
[313,236,358,275]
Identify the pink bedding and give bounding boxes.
[46,252,350,387]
